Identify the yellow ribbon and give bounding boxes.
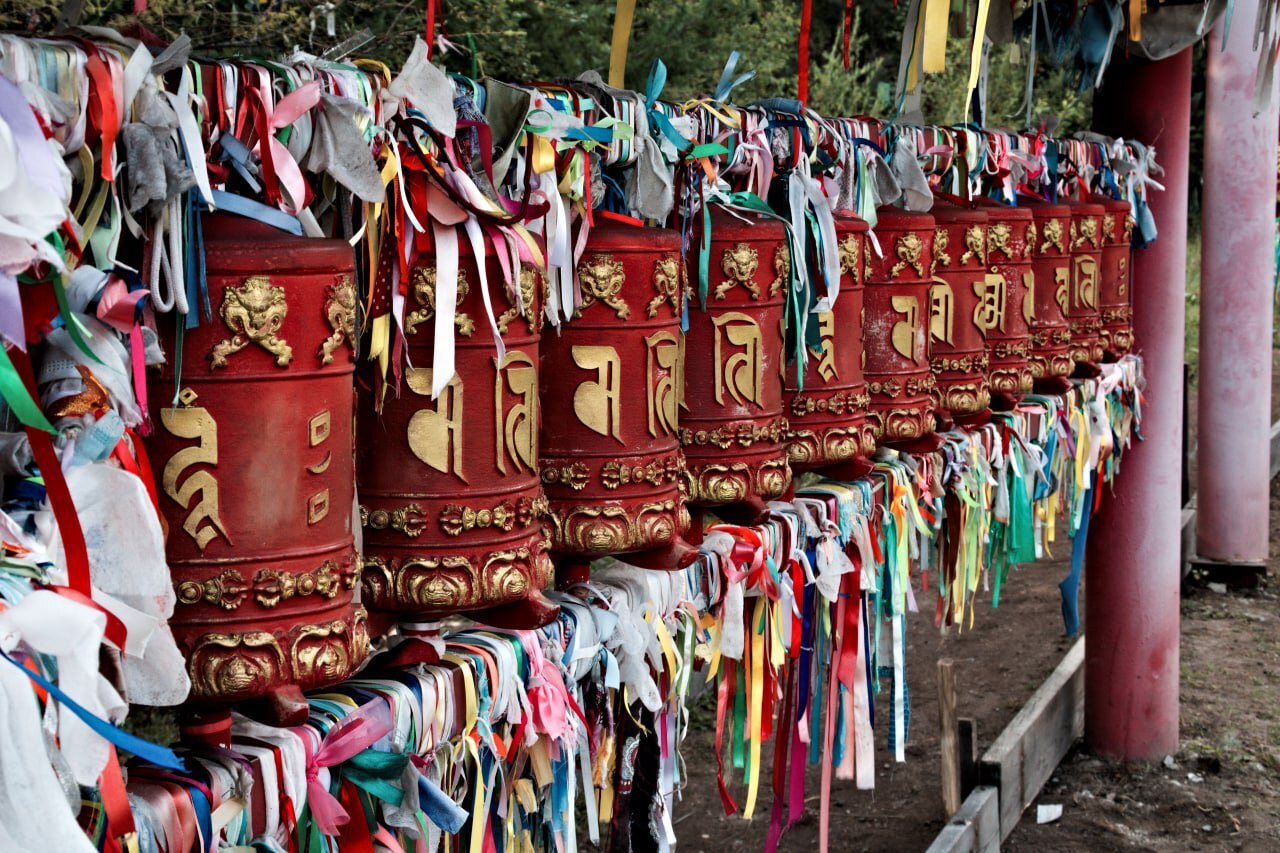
[608,0,638,88]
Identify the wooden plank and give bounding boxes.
[959,718,979,798]
[939,659,962,815]
[979,638,1085,840]
[925,786,1000,853]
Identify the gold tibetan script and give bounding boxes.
[495,351,538,474]
[712,312,763,407]
[1022,271,1036,324]
[815,312,838,382]
[890,295,920,361]
[929,279,955,346]
[1054,266,1071,316]
[972,273,1008,336]
[406,368,465,481]
[571,345,623,442]
[1074,256,1098,310]
[305,411,332,525]
[161,389,230,551]
[645,331,680,437]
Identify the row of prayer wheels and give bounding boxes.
[143,198,1132,718]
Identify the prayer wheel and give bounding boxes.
[146,216,368,712]
[864,207,935,443]
[1095,195,1135,357]
[539,222,691,560]
[784,213,874,471]
[976,199,1035,403]
[357,232,556,629]
[927,202,991,418]
[1065,200,1106,365]
[682,206,791,506]
[1022,199,1075,383]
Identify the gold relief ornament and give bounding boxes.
[437,494,547,537]
[360,503,428,538]
[717,243,762,300]
[988,223,1013,260]
[187,609,369,700]
[211,276,293,368]
[960,225,986,265]
[789,389,869,418]
[837,233,860,277]
[362,544,550,611]
[541,461,590,491]
[756,458,792,499]
[497,266,543,334]
[932,228,952,271]
[1040,219,1066,254]
[405,267,476,337]
[678,414,788,450]
[770,244,789,297]
[547,499,683,554]
[600,455,685,490]
[891,232,926,278]
[647,256,683,318]
[319,276,357,365]
[685,461,752,504]
[1073,216,1100,250]
[174,560,357,610]
[863,237,874,282]
[1024,222,1037,258]
[1103,214,1117,242]
[576,254,631,319]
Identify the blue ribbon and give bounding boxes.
[1,651,187,772]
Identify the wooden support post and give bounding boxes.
[938,658,961,815]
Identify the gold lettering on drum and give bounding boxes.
[645,331,680,437]
[929,279,954,346]
[816,311,838,382]
[890,295,920,361]
[571,345,623,442]
[161,388,230,551]
[972,273,1008,336]
[1023,271,1036,323]
[1074,256,1098,310]
[712,312,763,407]
[1054,267,1071,316]
[406,368,465,481]
[494,351,538,474]
[306,411,331,525]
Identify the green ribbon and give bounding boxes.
[0,346,56,434]
[344,748,410,808]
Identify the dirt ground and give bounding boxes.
[1006,482,1280,852]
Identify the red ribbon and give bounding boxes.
[798,0,813,105]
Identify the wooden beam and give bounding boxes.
[924,786,1000,853]
[978,638,1085,840]
[939,659,961,815]
[958,718,979,798]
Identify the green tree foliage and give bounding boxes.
[1,0,1088,129]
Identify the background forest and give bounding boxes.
[1,0,1093,130]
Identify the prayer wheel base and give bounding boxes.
[1034,376,1074,395]
[178,709,233,750]
[883,431,946,454]
[236,684,310,728]
[1072,361,1103,379]
[954,408,993,429]
[622,538,700,571]
[990,390,1022,412]
[462,590,560,630]
[818,456,875,483]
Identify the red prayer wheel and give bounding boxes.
[357,233,555,628]
[927,202,991,417]
[1065,200,1105,365]
[539,222,690,558]
[864,207,935,442]
[682,206,791,506]
[146,216,368,711]
[1022,199,1075,382]
[784,213,874,470]
[1095,196,1135,357]
[976,199,1035,402]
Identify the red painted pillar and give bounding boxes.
[1197,0,1278,575]
[1085,48,1192,759]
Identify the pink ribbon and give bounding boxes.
[305,704,391,835]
